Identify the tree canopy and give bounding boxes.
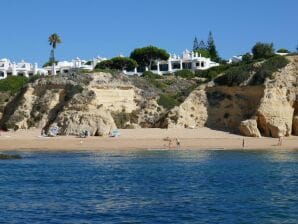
[130,46,169,69]
[48,33,62,49]
[193,37,199,51]
[252,42,275,59]
[95,57,137,71]
[207,31,219,61]
[276,48,289,53]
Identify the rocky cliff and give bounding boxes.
[164,56,298,137]
[1,56,298,138]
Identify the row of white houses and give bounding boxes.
[125,49,219,75]
[0,50,220,79]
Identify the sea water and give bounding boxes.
[0,150,297,223]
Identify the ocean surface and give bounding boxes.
[0,150,297,223]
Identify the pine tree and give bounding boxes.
[198,40,206,50]
[193,37,199,51]
[207,31,219,61]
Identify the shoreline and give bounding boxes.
[0,128,297,152]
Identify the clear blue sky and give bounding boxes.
[1,0,297,65]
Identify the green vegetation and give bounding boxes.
[214,63,253,86]
[130,45,169,69]
[0,154,22,160]
[207,31,219,62]
[250,55,289,85]
[252,42,275,60]
[214,55,289,86]
[277,48,289,53]
[174,69,195,79]
[195,49,210,58]
[48,33,62,73]
[141,71,167,90]
[0,76,29,93]
[195,64,232,80]
[96,57,137,71]
[242,53,254,63]
[157,94,179,110]
[193,32,219,61]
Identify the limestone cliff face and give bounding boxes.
[164,84,264,131]
[0,72,154,136]
[164,56,298,137]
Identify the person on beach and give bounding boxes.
[242,138,245,148]
[168,138,173,149]
[176,138,181,150]
[278,135,283,146]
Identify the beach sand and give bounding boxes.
[0,128,297,151]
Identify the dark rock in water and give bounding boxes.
[0,154,22,160]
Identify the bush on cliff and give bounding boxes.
[214,64,253,86]
[157,94,179,110]
[0,76,28,93]
[174,69,195,79]
[252,42,275,60]
[214,55,289,86]
[195,64,231,80]
[250,55,289,85]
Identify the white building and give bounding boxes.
[228,55,243,64]
[44,56,107,75]
[125,49,219,75]
[0,58,48,80]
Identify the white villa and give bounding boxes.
[43,56,106,75]
[0,50,219,79]
[0,59,47,80]
[125,49,219,75]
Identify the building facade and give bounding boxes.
[0,59,47,80]
[44,56,107,75]
[125,49,219,75]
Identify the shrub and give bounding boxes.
[141,71,161,79]
[195,64,231,80]
[214,55,289,86]
[174,69,195,79]
[157,94,179,110]
[195,49,210,58]
[95,60,113,69]
[252,42,275,59]
[250,55,289,85]
[0,76,28,93]
[277,48,289,53]
[214,64,253,86]
[242,53,254,63]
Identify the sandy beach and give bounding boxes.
[0,128,297,151]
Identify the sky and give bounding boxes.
[0,0,297,65]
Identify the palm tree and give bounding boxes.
[48,33,62,75]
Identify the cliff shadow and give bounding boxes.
[205,85,265,134]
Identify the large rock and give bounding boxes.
[53,109,116,136]
[257,87,294,138]
[163,88,208,128]
[239,119,261,137]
